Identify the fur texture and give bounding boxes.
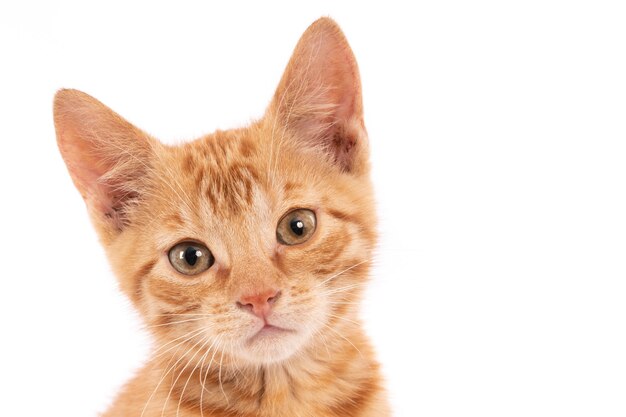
[54,18,389,416]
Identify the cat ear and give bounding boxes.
[268,18,368,174]
[53,89,156,237]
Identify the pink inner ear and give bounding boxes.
[59,138,121,226]
[268,18,367,173]
[54,89,154,231]
[59,133,106,194]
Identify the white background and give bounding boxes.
[1,1,625,416]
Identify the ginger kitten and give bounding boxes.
[54,18,390,417]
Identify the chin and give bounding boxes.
[235,326,310,365]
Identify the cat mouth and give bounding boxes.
[246,324,294,344]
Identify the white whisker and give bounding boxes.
[176,336,214,417]
[218,348,229,405]
[146,317,209,329]
[314,259,369,289]
[140,328,205,417]
[199,335,220,417]
[161,333,210,417]
[152,327,206,359]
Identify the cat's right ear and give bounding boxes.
[53,89,157,239]
[267,18,369,175]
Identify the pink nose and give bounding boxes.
[236,289,281,319]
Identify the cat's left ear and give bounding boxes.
[268,18,368,174]
[53,89,157,240]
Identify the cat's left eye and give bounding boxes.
[277,209,317,245]
[168,242,214,276]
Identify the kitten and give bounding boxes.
[54,17,390,417]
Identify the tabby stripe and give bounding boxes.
[132,260,156,303]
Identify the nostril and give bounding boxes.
[267,290,282,305]
[236,301,254,312]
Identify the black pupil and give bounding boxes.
[290,218,305,236]
[184,246,199,266]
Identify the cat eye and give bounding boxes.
[168,242,214,275]
[276,209,317,245]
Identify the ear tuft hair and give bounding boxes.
[53,89,158,237]
[268,18,368,174]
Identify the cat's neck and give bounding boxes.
[151,320,381,416]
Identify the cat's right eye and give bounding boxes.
[168,242,214,276]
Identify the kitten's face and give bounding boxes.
[54,18,374,366]
[112,127,374,364]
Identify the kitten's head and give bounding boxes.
[54,18,375,365]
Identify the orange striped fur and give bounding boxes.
[54,18,389,417]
